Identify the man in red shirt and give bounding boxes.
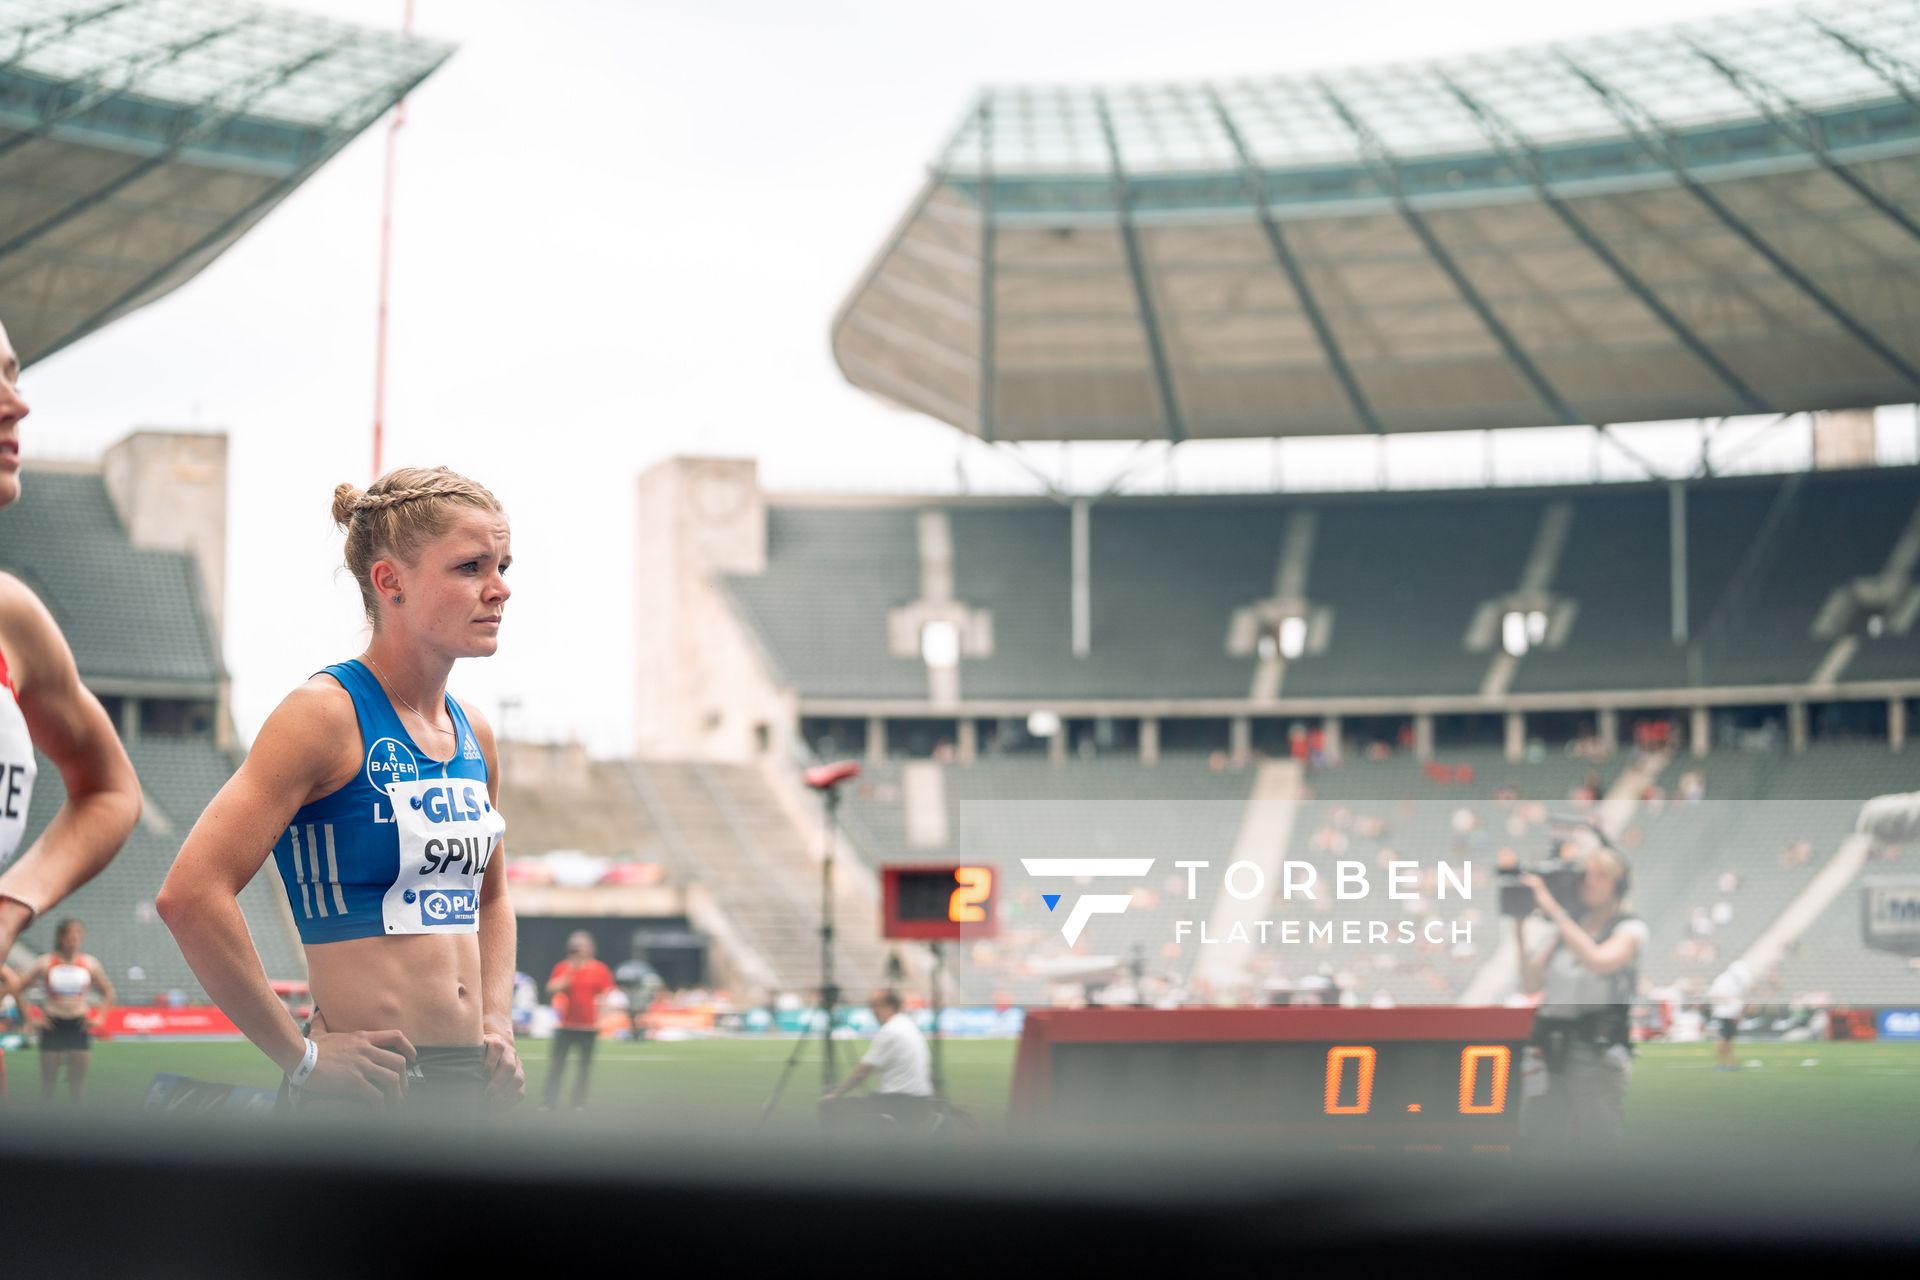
[542,931,615,1111]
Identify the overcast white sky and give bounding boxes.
[23,0,1870,755]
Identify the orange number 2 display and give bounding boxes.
[948,866,993,924]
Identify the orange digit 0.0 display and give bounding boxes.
[1457,1045,1511,1115]
[948,866,993,923]
[1323,1045,1377,1115]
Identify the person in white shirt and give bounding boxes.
[1708,961,1751,1071]
[821,990,932,1127]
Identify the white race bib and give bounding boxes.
[379,777,504,935]
[0,688,35,871]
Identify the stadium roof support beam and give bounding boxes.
[1203,87,1384,435]
[1596,425,1665,481]
[0,34,358,269]
[0,13,263,162]
[1439,75,1771,418]
[975,99,998,442]
[1093,91,1187,444]
[1815,20,1920,115]
[1702,409,1799,476]
[1318,81,1586,430]
[1687,43,1920,252]
[5,0,139,57]
[38,81,394,362]
[1560,55,1920,397]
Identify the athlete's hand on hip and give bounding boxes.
[307,1029,418,1105]
[482,1030,525,1107]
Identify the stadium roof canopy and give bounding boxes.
[834,0,1920,442]
[0,0,452,367]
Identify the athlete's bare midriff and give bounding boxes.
[305,932,484,1046]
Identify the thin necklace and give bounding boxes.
[364,654,454,740]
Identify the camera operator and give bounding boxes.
[1518,848,1644,1157]
[820,989,934,1132]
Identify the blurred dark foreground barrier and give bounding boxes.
[0,1112,1914,1275]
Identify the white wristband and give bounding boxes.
[287,1036,318,1088]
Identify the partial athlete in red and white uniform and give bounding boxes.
[0,650,37,873]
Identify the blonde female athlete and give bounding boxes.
[0,316,141,997]
[159,467,524,1117]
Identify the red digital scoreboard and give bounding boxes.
[1010,1006,1535,1153]
[881,864,998,941]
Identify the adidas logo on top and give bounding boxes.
[462,736,482,761]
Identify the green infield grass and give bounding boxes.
[5,1036,1915,1158]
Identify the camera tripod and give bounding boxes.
[759,767,854,1124]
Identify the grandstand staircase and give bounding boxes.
[624,761,887,999]
[1738,834,1873,981]
[1191,761,1304,999]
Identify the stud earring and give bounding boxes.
[391,594,403,604]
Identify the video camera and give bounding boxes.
[1495,814,1622,918]
[1496,849,1584,918]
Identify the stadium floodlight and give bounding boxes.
[1502,611,1531,657]
[921,620,961,669]
[1257,631,1279,662]
[1280,616,1309,660]
[1526,610,1549,645]
[1028,710,1062,738]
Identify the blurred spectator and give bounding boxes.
[1708,961,1752,1071]
[542,931,615,1112]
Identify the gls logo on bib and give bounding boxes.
[409,783,488,824]
[379,776,504,936]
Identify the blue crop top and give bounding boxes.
[270,660,505,944]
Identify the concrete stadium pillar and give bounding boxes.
[1140,717,1160,766]
[956,717,977,764]
[1891,699,1907,753]
[215,681,235,752]
[1504,712,1525,763]
[1230,716,1251,765]
[867,716,887,763]
[1413,713,1434,762]
[1048,726,1068,765]
[1323,714,1342,764]
[121,697,139,745]
[1691,706,1710,758]
[1788,702,1808,754]
[1598,708,1618,758]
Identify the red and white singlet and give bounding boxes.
[0,649,37,870]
